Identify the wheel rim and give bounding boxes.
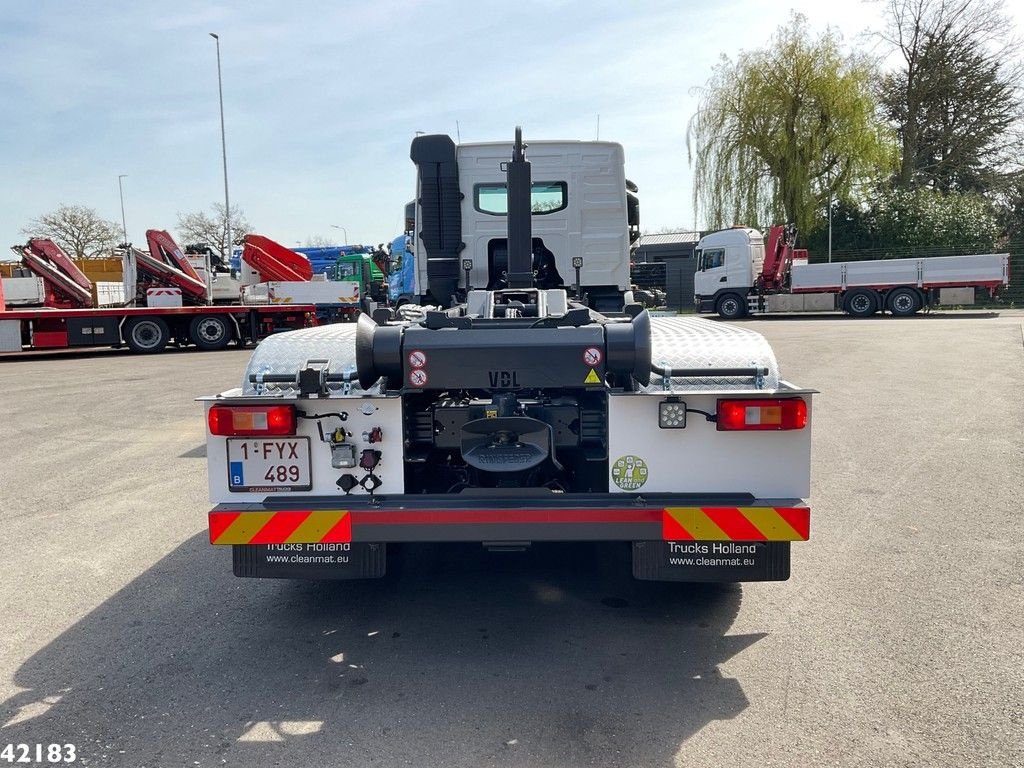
[197,318,225,342]
[893,292,914,312]
[721,298,738,315]
[851,294,871,313]
[132,322,161,349]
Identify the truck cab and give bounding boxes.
[693,227,763,318]
[408,135,640,312]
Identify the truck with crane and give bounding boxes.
[0,230,315,355]
[695,225,1010,318]
[212,235,388,321]
[201,130,814,585]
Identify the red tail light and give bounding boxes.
[208,405,297,436]
[717,398,807,431]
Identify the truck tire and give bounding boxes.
[125,317,170,354]
[844,289,878,317]
[888,287,922,317]
[716,293,746,320]
[189,315,232,350]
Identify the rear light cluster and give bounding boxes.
[208,405,297,436]
[716,398,807,431]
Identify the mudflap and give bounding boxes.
[232,543,386,580]
[632,541,790,582]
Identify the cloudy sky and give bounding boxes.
[1,1,1014,251]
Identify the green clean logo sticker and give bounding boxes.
[612,455,648,491]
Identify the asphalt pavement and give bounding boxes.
[0,311,1021,767]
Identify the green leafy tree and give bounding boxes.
[688,14,893,233]
[992,174,1024,240]
[176,203,252,260]
[804,188,998,254]
[872,188,998,249]
[877,0,1022,193]
[802,200,881,254]
[20,204,121,259]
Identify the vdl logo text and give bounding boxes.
[488,370,519,387]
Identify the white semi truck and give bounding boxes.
[201,130,814,585]
[694,225,1010,318]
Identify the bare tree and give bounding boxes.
[302,235,334,247]
[876,0,1023,191]
[176,203,252,260]
[20,204,121,259]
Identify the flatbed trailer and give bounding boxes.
[0,304,316,354]
[2,231,317,354]
[788,252,1008,293]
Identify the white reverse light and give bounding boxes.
[658,400,687,429]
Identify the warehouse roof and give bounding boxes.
[639,232,701,247]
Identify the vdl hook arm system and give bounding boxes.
[201,129,815,583]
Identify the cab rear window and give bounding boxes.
[474,182,567,215]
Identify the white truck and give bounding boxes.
[201,130,814,585]
[396,135,640,312]
[694,225,1011,318]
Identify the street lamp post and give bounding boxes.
[210,33,232,262]
[117,174,128,246]
[330,224,348,245]
[828,189,833,264]
[826,167,833,264]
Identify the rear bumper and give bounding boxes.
[208,493,810,545]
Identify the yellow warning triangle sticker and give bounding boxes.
[584,368,601,384]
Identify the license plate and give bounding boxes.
[227,437,312,492]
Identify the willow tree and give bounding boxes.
[688,15,892,233]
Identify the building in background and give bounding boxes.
[634,232,701,310]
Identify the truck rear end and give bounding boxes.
[201,129,813,585]
[202,307,812,583]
